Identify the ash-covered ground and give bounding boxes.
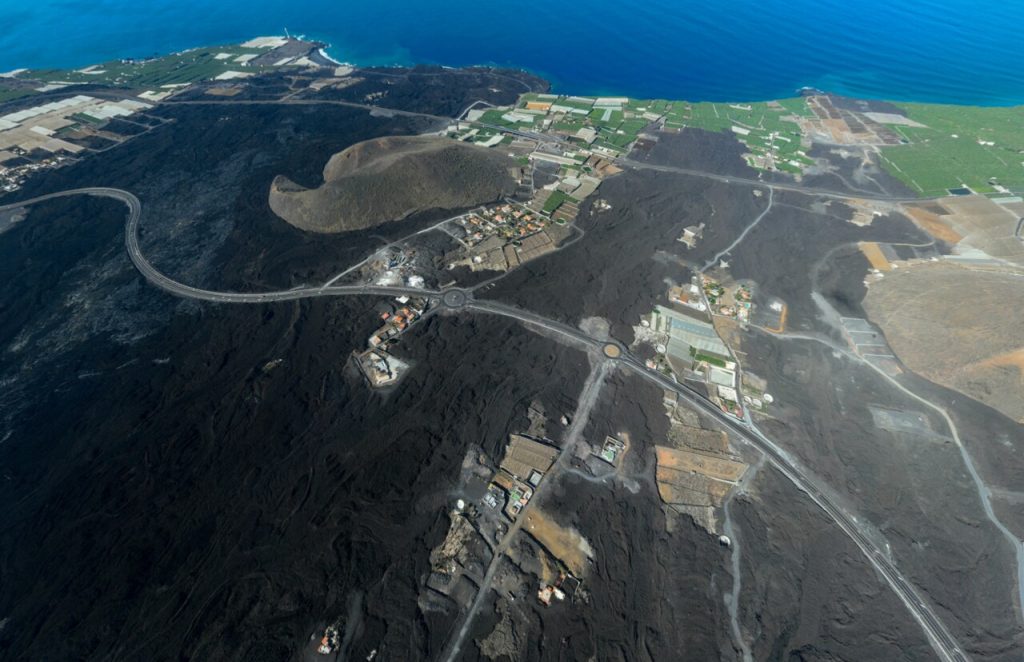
[1,67,1021,662]
[0,69,589,661]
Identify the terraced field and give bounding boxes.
[877,103,1024,196]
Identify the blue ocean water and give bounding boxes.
[2,0,1023,105]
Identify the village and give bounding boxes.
[441,202,567,274]
[441,103,628,276]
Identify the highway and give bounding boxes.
[614,157,936,204]
[619,355,968,662]
[1,187,969,662]
[151,95,925,206]
[163,97,458,124]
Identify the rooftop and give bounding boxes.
[500,434,558,481]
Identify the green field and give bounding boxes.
[18,45,269,89]
[0,87,35,103]
[478,109,520,127]
[660,99,812,169]
[542,190,578,214]
[876,103,1024,196]
[517,94,655,153]
[774,97,816,118]
[554,97,596,111]
[690,347,728,367]
[69,112,104,125]
[516,94,815,165]
[515,93,1024,193]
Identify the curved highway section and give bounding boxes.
[0,187,969,662]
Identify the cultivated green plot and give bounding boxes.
[555,98,596,111]
[877,103,1024,196]
[0,87,34,103]
[519,93,811,166]
[660,99,811,168]
[542,189,579,214]
[774,97,815,118]
[551,117,587,133]
[69,112,104,125]
[479,109,519,127]
[18,46,268,89]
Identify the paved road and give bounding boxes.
[439,361,610,662]
[163,97,456,124]
[161,98,925,205]
[162,99,569,148]
[29,87,926,208]
[619,355,967,662]
[2,187,968,662]
[615,157,935,204]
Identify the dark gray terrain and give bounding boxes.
[1,65,1021,662]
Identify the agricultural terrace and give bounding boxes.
[876,103,1024,196]
[512,93,813,173]
[659,98,813,173]
[19,45,270,88]
[0,85,37,103]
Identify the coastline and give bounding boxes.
[317,47,345,67]
[4,32,1024,109]
[4,0,1024,108]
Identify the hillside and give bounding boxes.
[269,135,518,233]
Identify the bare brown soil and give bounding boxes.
[863,261,1024,422]
[269,135,517,233]
[655,445,747,482]
[860,241,892,270]
[905,205,964,244]
[981,347,1024,371]
[522,508,592,578]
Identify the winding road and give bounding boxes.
[0,186,970,662]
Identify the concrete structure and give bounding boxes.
[574,127,597,144]
[678,223,705,249]
[570,175,601,200]
[709,367,737,388]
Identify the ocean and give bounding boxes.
[2,0,1023,105]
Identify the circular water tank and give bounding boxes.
[763,393,774,404]
[655,344,667,354]
[456,499,465,511]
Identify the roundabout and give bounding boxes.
[441,288,471,308]
[602,342,623,359]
